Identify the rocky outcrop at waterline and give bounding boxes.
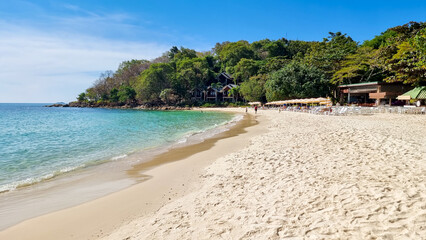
[45,101,192,110]
[45,103,70,107]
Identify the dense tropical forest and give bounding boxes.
[75,21,426,107]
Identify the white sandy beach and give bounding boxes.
[102,109,426,239]
[1,109,425,240]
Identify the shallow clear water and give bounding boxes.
[0,103,234,192]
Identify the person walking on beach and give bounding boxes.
[254,106,258,114]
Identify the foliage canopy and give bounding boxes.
[77,21,425,106]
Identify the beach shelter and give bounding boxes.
[248,102,261,106]
[397,86,426,100]
[318,97,332,107]
[266,97,332,107]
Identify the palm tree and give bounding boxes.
[228,86,241,102]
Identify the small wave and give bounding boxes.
[111,154,128,161]
[0,164,85,194]
[209,113,244,130]
[177,138,188,144]
[173,113,245,147]
[230,114,244,123]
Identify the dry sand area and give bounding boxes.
[104,110,426,240]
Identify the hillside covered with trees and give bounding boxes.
[75,21,426,107]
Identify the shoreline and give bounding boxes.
[0,108,265,239]
[0,108,240,230]
[0,108,239,195]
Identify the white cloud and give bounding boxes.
[0,22,169,103]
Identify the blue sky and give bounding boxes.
[1,0,425,103]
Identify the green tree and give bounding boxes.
[85,87,98,102]
[175,57,215,98]
[305,32,358,76]
[366,22,426,85]
[114,59,150,86]
[168,46,180,59]
[263,38,288,58]
[240,74,267,102]
[385,39,426,85]
[118,86,136,103]
[211,82,223,89]
[227,85,241,101]
[101,93,109,101]
[265,61,329,101]
[77,92,87,102]
[169,46,197,61]
[213,41,230,56]
[388,21,426,41]
[219,41,256,72]
[251,38,294,59]
[109,88,119,102]
[233,58,261,83]
[159,88,178,105]
[258,57,290,74]
[362,30,397,49]
[251,39,272,59]
[332,47,386,85]
[286,40,314,59]
[135,63,175,102]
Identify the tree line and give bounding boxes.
[76,21,426,106]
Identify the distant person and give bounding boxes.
[255,106,258,114]
[245,107,248,113]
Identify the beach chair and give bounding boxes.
[340,107,348,116]
[349,107,360,115]
[329,107,346,116]
[313,107,321,115]
[361,107,373,115]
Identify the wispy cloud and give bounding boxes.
[62,3,99,17]
[0,23,169,103]
[58,3,134,28]
[0,3,171,103]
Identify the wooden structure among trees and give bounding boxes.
[192,72,240,102]
[338,82,413,106]
[217,72,234,85]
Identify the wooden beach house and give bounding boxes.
[190,88,204,101]
[338,82,413,106]
[217,72,234,85]
[191,72,240,102]
[221,84,239,102]
[205,86,221,102]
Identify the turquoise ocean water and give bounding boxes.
[0,103,235,193]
